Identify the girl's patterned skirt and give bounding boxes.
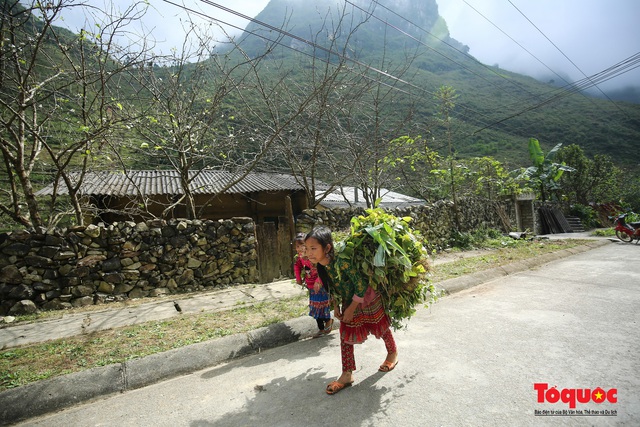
[340,292,391,345]
[308,287,331,319]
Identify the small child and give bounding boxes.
[293,232,333,337]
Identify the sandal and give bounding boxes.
[378,360,398,372]
[326,380,353,395]
[323,318,334,334]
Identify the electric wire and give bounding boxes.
[362,0,633,126]
[204,0,535,132]
[348,0,535,99]
[461,0,572,88]
[473,51,640,134]
[161,0,634,140]
[551,52,640,97]
[346,0,564,137]
[463,0,637,134]
[164,0,500,129]
[158,0,419,100]
[351,0,578,120]
[337,0,603,140]
[505,0,629,117]
[458,0,606,114]
[445,0,633,132]
[364,0,541,100]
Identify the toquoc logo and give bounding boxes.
[534,383,618,409]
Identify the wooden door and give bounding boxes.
[256,219,293,283]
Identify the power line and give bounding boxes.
[161,0,499,129]
[458,0,615,116]
[360,0,634,132]
[325,0,622,145]
[343,0,569,141]
[159,0,415,97]
[346,0,540,102]
[462,0,572,88]
[197,0,418,87]
[162,0,634,144]
[336,0,633,138]
[505,0,629,117]
[472,51,640,134]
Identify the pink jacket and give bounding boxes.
[294,255,319,290]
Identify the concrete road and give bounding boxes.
[15,241,640,426]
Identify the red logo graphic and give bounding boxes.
[534,383,617,409]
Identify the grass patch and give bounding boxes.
[0,237,595,391]
[0,296,307,391]
[428,238,592,282]
[592,228,615,237]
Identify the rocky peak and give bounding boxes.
[240,0,449,56]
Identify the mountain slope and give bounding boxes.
[236,0,640,168]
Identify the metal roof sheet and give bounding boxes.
[316,186,424,208]
[35,170,304,197]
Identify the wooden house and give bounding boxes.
[36,170,310,282]
[36,170,309,224]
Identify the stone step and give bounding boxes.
[565,216,585,232]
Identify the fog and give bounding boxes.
[438,0,640,94]
[56,0,639,94]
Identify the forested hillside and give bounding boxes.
[1,0,638,231]
[236,0,639,167]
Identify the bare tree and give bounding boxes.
[249,1,420,209]
[0,0,154,229]
[346,71,420,207]
[435,85,461,226]
[259,36,367,207]
[123,20,282,219]
[248,0,428,209]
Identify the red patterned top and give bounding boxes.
[294,254,319,290]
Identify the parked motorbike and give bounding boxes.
[613,213,640,243]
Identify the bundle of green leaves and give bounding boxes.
[334,207,437,329]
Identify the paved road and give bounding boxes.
[13,240,639,426]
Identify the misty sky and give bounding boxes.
[440,0,640,93]
[57,0,639,93]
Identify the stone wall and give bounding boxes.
[296,197,516,252]
[0,218,258,316]
[0,197,516,315]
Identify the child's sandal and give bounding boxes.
[323,318,334,334]
[326,380,353,395]
[378,360,398,372]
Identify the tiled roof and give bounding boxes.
[35,170,304,197]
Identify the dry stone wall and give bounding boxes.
[0,218,258,316]
[296,197,516,252]
[0,197,515,315]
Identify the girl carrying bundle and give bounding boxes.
[304,208,434,395]
[305,226,399,395]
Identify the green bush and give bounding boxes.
[448,230,475,250]
[334,208,437,329]
[569,204,599,229]
[592,228,615,237]
[448,227,504,250]
[627,212,640,223]
[486,228,503,239]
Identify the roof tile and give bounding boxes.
[36,170,304,196]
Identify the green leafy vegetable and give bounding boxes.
[334,207,438,329]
